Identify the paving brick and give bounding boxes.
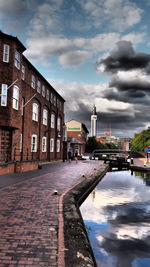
[0,160,103,266]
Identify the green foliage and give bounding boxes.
[86,137,107,152]
[131,127,150,152]
[106,142,118,149]
[86,137,118,152]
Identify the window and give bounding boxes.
[14,50,20,69]
[21,98,25,116]
[3,44,10,62]
[20,134,22,152]
[1,84,8,106]
[32,103,38,121]
[57,116,61,131]
[50,138,54,152]
[37,80,41,93]
[31,134,37,152]
[57,139,60,152]
[31,75,36,89]
[42,137,47,152]
[43,109,48,125]
[12,85,19,110]
[42,85,45,97]
[21,65,25,80]
[51,113,55,128]
[46,89,49,101]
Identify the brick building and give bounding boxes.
[65,120,89,155]
[0,31,65,173]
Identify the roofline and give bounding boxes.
[23,56,65,102]
[0,30,26,51]
[0,30,65,102]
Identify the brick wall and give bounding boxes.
[0,31,65,165]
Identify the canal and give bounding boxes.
[80,170,150,267]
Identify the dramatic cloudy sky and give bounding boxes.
[1,0,150,137]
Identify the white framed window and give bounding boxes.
[32,103,38,121]
[12,85,19,110]
[31,134,37,152]
[46,89,49,101]
[20,134,22,152]
[31,75,36,89]
[42,85,45,97]
[43,109,48,125]
[51,113,55,128]
[42,136,47,152]
[21,98,25,116]
[37,80,41,93]
[3,44,10,63]
[50,138,54,152]
[57,116,61,131]
[56,139,60,152]
[14,50,20,69]
[21,65,25,80]
[1,84,8,106]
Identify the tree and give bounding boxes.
[131,127,150,152]
[86,137,107,152]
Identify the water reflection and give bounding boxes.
[80,170,150,267]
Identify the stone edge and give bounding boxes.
[58,164,109,267]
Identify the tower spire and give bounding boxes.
[91,105,97,137]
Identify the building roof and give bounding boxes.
[0,30,65,102]
[0,31,26,51]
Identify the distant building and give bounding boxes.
[91,105,97,137]
[0,31,65,174]
[119,138,131,151]
[65,120,89,155]
[96,136,119,146]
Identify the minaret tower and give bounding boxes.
[91,105,97,137]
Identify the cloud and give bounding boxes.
[98,40,150,73]
[48,79,150,137]
[28,0,63,37]
[58,50,92,67]
[77,0,143,32]
[96,41,150,109]
[0,0,27,17]
[25,32,145,67]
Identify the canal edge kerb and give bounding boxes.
[58,164,109,267]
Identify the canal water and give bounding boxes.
[80,170,150,267]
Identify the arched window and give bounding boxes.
[32,103,39,121]
[12,85,19,110]
[43,109,48,125]
[51,113,55,128]
[31,134,37,152]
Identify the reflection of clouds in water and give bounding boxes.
[80,171,150,267]
[81,171,150,225]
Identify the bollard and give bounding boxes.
[131,158,134,164]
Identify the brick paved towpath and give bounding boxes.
[0,160,104,267]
